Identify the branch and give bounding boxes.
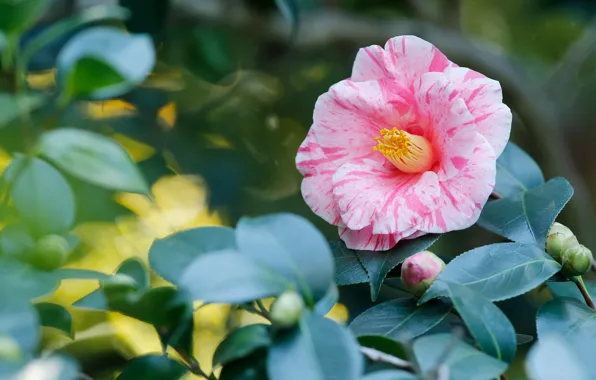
[360,347,414,371]
[573,276,596,310]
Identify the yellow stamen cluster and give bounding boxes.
[373,128,435,173]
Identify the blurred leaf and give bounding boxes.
[0,0,47,35]
[213,324,271,367]
[0,93,45,128]
[149,226,236,284]
[1,297,38,355]
[9,355,80,380]
[267,312,363,380]
[219,349,268,380]
[73,288,108,310]
[494,142,544,198]
[357,336,408,359]
[445,283,516,363]
[275,0,300,40]
[39,128,148,194]
[516,334,533,345]
[117,257,149,289]
[356,234,440,301]
[236,213,334,304]
[547,281,596,302]
[57,26,155,99]
[0,257,59,299]
[413,334,507,380]
[5,156,75,236]
[34,302,73,338]
[526,334,593,380]
[362,370,418,380]
[349,298,451,343]
[330,240,368,286]
[0,223,35,260]
[53,268,110,281]
[537,298,596,340]
[314,284,338,316]
[420,243,561,303]
[117,355,188,380]
[478,177,573,247]
[180,250,290,304]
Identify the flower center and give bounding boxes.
[373,128,435,173]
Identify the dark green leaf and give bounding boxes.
[267,312,363,380]
[0,297,39,355]
[116,257,149,289]
[494,142,544,198]
[314,284,338,316]
[6,156,75,236]
[57,26,155,99]
[420,243,561,303]
[53,268,110,281]
[180,250,290,304]
[445,283,516,363]
[34,303,73,338]
[330,240,368,286]
[413,334,507,380]
[149,226,236,284]
[0,93,45,128]
[219,349,268,380]
[477,177,573,247]
[213,324,271,367]
[236,213,334,303]
[0,257,59,300]
[117,355,188,380]
[547,281,596,302]
[526,334,594,380]
[357,336,408,359]
[362,370,418,380]
[39,128,148,194]
[356,235,440,301]
[537,298,596,340]
[350,298,450,343]
[0,0,47,34]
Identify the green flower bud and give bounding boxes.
[33,234,71,271]
[401,251,446,297]
[561,244,593,277]
[269,291,305,328]
[0,336,22,361]
[546,222,578,262]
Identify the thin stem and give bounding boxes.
[573,277,595,310]
[256,300,270,318]
[175,347,209,379]
[359,346,414,371]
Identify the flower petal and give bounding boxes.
[352,45,389,82]
[417,134,496,233]
[447,67,512,157]
[332,158,440,233]
[339,223,416,251]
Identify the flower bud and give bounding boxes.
[0,336,22,361]
[401,251,445,297]
[545,222,578,262]
[561,244,593,277]
[33,234,71,271]
[269,291,305,328]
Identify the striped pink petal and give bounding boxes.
[339,223,417,251]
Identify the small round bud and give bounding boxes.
[546,222,578,262]
[561,244,593,277]
[269,291,305,328]
[33,234,71,271]
[401,251,445,297]
[0,337,22,361]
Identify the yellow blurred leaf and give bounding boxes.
[111,133,156,163]
[158,101,177,129]
[26,70,56,90]
[82,100,137,120]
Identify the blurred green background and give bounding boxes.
[7,0,596,378]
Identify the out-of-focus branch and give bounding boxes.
[360,347,414,371]
[172,0,596,248]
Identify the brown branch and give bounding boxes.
[573,277,596,310]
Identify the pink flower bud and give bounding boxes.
[401,251,445,296]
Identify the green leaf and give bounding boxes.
[57,26,155,99]
[267,312,363,380]
[53,268,110,281]
[6,156,75,236]
[0,257,59,300]
[274,0,300,40]
[213,324,271,367]
[116,257,149,289]
[537,298,596,340]
[349,298,451,343]
[0,223,35,260]
[362,370,418,380]
[38,128,148,194]
[477,177,573,247]
[0,93,45,128]
[356,235,441,301]
[0,297,39,355]
[0,0,47,35]
[420,243,561,303]
[34,302,73,338]
[330,240,368,286]
[413,334,507,380]
[445,283,516,363]
[180,250,290,304]
[314,284,338,316]
[526,334,593,380]
[547,281,596,302]
[236,213,334,303]
[149,226,236,284]
[219,349,268,380]
[357,336,408,359]
[516,334,534,345]
[494,142,544,198]
[7,355,80,380]
[117,355,188,380]
[73,288,108,310]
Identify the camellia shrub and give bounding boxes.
[0,2,594,380]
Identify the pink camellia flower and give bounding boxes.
[296,35,511,250]
[401,251,446,296]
